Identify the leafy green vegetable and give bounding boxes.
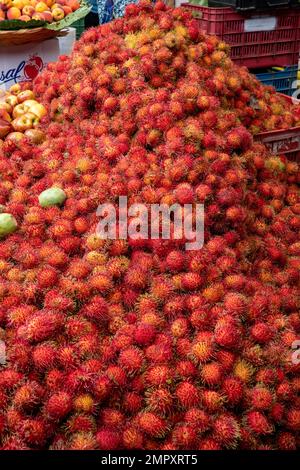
[0,19,45,31]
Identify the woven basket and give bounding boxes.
[0,27,69,47]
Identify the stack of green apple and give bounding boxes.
[0,83,46,144]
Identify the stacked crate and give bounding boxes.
[182,2,300,160]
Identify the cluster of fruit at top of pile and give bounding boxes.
[0,1,299,451]
[0,0,80,24]
[0,84,46,145]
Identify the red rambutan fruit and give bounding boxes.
[201,362,223,386]
[96,428,121,450]
[146,365,173,387]
[172,424,197,448]
[118,346,144,375]
[249,386,273,410]
[44,392,73,421]
[245,411,273,435]
[213,414,240,449]
[146,388,173,415]
[175,382,200,408]
[123,427,144,449]
[138,412,168,438]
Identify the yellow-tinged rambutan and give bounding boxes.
[73,394,95,414]
[234,360,254,383]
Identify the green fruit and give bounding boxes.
[0,213,18,238]
[39,188,66,208]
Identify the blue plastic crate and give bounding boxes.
[255,65,298,96]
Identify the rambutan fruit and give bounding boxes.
[286,409,300,431]
[123,427,144,449]
[96,428,121,450]
[138,412,168,438]
[118,346,144,375]
[245,411,273,435]
[182,272,203,291]
[146,388,173,415]
[93,375,112,402]
[165,250,185,272]
[224,293,247,315]
[146,365,173,387]
[73,394,95,414]
[123,392,143,414]
[249,386,273,410]
[66,414,96,435]
[146,342,172,364]
[213,415,240,449]
[222,377,244,405]
[198,438,222,451]
[170,317,189,338]
[17,418,47,447]
[277,432,297,450]
[14,382,44,411]
[175,382,200,408]
[185,408,210,433]
[17,311,64,343]
[202,283,224,303]
[106,366,127,387]
[172,424,197,448]
[32,343,57,370]
[191,335,214,363]
[45,369,65,391]
[134,323,156,346]
[202,390,225,412]
[201,362,223,386]
[37,266,58,289]
[250,322,274,344]
[44,392,73,421]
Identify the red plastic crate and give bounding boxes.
[255,95,300,162]
[182,3,300,68]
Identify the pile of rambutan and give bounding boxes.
[0,1,299,450]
